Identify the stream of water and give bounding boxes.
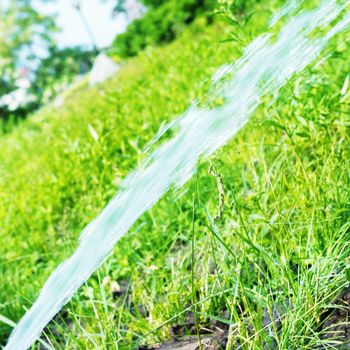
[5,1,350,348]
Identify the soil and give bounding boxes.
[319,286,350,348]
[34,282,350,350]
[137,333,228,350]
[139,286,350,350]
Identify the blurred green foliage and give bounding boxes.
[31,46,95,105]
[110,0,215,57]
[0,2,96,122]
[0,1,56,120]
[0,1,56,91]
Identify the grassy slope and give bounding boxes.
[1,6,350,350]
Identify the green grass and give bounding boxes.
[1,4,350,349]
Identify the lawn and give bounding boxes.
[1,2,350,349]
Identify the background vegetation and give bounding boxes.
[0,1,96,122]
[110,0,215,57]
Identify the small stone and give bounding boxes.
[102,276,111,286]
[111,281,121,294]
